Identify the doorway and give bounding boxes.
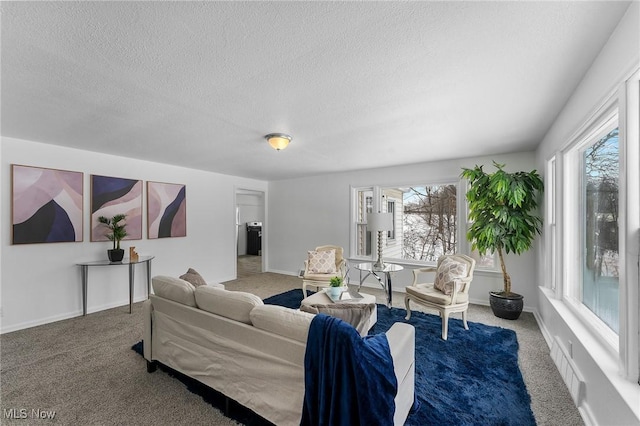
[235,189,265,278]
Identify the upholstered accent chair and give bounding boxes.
[302,245,347,297]
[404,254,476,340]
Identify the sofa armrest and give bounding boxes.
[385,322,415,426]
[143,299,153,361]
[386,322,415,382]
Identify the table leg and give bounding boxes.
[359,270,378,292]
[386,272,393,307]
[146,260,152,298]
[368,271,391,307]
[81,265,88,316]
[129,263,134,314]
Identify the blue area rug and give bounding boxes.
[131,341,273,426]
[134,289,536,426]
[264,289,536,426]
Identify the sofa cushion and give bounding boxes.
[179,268,207,287]
[250,305,315,343]
[152,275,197,306]
[195,286,263,324]
[433,257,469,295]
[308,249,337,274]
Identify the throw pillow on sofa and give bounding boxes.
[179,267,207,287]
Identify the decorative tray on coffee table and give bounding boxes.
[324,287,364,303]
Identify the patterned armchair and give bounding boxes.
[404,254,476,340]
[302,245,347,297]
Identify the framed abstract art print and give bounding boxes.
[11,164,83,244]
[147,181,186,238]
[90,174,143,242]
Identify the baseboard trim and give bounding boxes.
[578,403,597,426]
[1,310,81,334]
[265,269,298,277]
[468,297,537,314]
[1,296,148,334]
[533,309,553,348]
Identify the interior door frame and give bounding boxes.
[234,187,266,278]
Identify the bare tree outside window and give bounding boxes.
[583,127,619,333]
[402,185,457,262]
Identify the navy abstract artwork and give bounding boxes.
[12,165,83,244]
[147,181,186,238]
[90,175,143,242]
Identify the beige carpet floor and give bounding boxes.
[1,265,583,425]
[236,255,262,279]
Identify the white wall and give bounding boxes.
[1,137,267,333]
[535,2,639,425]
[267,151,540,311]
[537,3,639,161]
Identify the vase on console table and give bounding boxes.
[329,286,343,299]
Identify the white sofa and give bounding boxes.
[143,276,415,426]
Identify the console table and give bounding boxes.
[76,256,154,316]
[354,262,404,307]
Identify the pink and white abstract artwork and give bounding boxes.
[147,181,186,239]
[90,175,143,242]
[12,164,83,244]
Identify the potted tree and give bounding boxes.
[460,162,543,319]
[98,214,128,262]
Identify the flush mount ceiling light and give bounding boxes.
[265,133,292,151]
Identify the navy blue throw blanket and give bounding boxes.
[301,314,397,426]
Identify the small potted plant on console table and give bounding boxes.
[98,213,128,262]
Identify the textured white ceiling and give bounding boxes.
[1,1,631,180]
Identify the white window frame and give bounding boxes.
[386,199,396,240]
[563,102,620,351]
[619,69,639,382]
[553,69,640,383]
[352,187,374,258]
[545,154,558,292]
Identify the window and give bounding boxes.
[546,155,557,291]
[353,184,458,263]
[469,249,496,269]
[354,188,373,256]
[582,127,620,333]
[556,72,640,381]
[387,200,396,240]
[399,185,457,262]
[564,111,620,337]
